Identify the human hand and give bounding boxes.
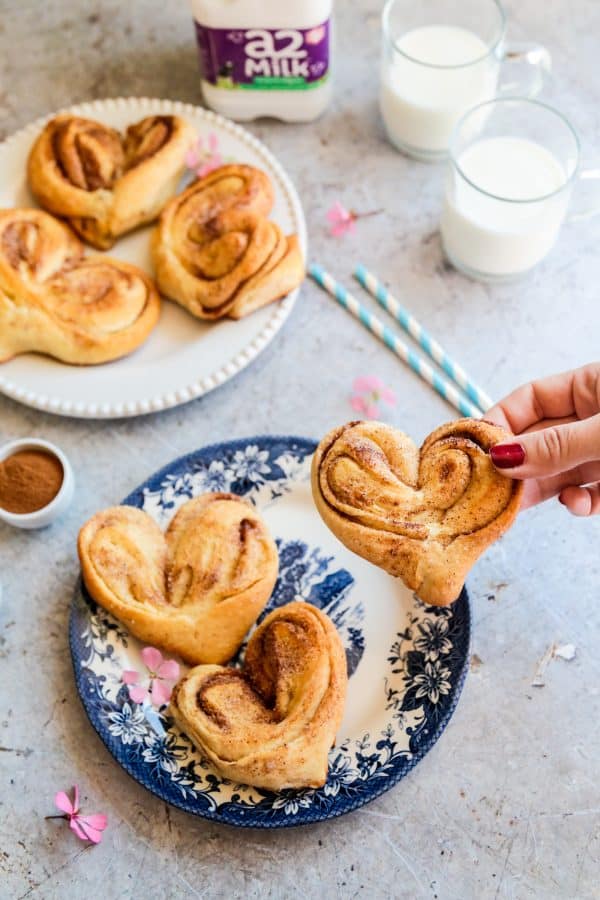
[485,364,600,516]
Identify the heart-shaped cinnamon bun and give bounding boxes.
[151,164,304,320]
[169,601,348,790]
[312,419,523,606]
[27,113,196,249]
[0,208,159,364]
[78,493,279,665]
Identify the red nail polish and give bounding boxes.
[490,443,525,469]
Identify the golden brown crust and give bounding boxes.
[151,163,305,320]
[77,494,279,665]
[0,208,160,365]
[27,114,196,249]
[311,419,523,606]
[168,601,348,790]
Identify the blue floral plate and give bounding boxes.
[70,436,470,828]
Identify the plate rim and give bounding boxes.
[0,97,307,419]
[69,434,471,829]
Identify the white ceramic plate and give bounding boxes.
[0,98,306,418]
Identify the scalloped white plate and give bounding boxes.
[0,98,306,418]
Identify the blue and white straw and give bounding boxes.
[309,263,481,419]
[354,264,493,414]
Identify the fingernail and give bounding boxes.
[490,443,525,469]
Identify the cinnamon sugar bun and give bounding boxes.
[169,601,348,790]
[27,114,196,249]
[151,164,304,320]
[78,493,279,665]
[312,419,523,606]
[0,208,159,365]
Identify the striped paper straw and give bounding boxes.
[308,263,481,419]
[354,264,493,413]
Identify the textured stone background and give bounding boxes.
[1,1,600,898]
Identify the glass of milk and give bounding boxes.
[380,0,551,160]
[440,98,589,281]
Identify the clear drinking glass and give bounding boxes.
[380,0,551,161]
[440,97,600,281]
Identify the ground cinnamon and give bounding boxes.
[0,449,63,514]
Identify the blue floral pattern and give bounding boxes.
[70,436,470,828]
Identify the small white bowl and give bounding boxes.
[0,438,75,530]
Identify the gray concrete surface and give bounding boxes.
[1,1,599,898]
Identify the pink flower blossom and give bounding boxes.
[350,375,396,419]
[326,201,357,238]
[52,785,107,844]
[326,202,383,238]
[185,132,223,179]
[122,646,180,707]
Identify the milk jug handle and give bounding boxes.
[498,42,552,99]
[568,169,600,223]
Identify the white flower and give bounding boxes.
[414,618,452,663]
[323,756,356,796]
[412,660,451,705]
[107,702,147,745]
[142,731,189,773]
[271,793,313,815]
[193,460,234,493]
[231,445,271,482]
[273,453,309,482]
[142,744,179,775]
[164,473,194,503]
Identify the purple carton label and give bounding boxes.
[194,21,330,90]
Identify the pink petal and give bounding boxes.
[197,162,212,178]
[185,148,200,169]
[69,818,91,842]
[350,395,368,414]
[71,815,107,844]
[128,685,150,704]
[203,160,219,175]
[54,790,75,816]
[330,221,350,237]
[141,647,163,672]
[353,375,382,392]
[150,679,172,707]
[326,202,344,223]
[121,670,140,685]
[157,660,180,680]
[208,132,219,152]
[79,813,108,832]
[346,218,357,233]
[365,403,380,418]
[81,827,104,845]
[380,386,396,405]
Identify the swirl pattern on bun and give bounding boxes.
[27,113,196,249]
[169,601,348,790]
[152,164,304,320]
[0,208,159,365]
[312,419,523,605]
